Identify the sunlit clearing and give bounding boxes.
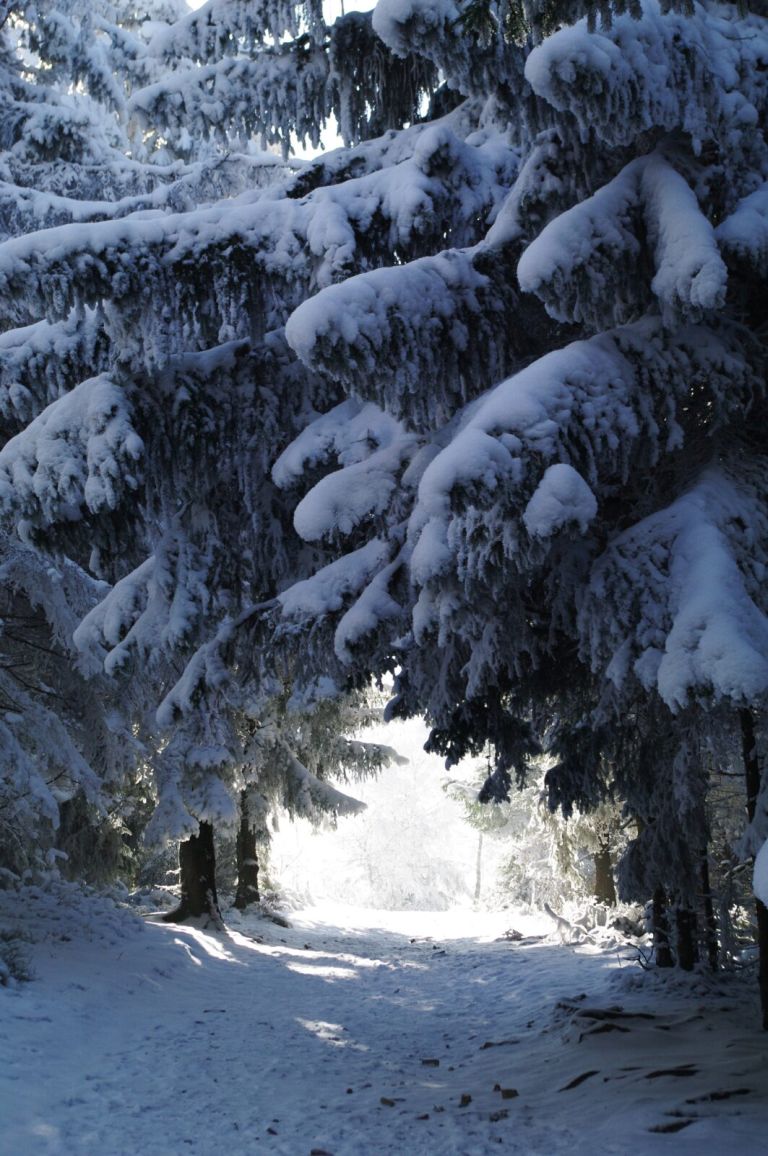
[271,716,505,920]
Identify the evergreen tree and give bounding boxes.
[0,0,435,888]
[0,537,138,876]
[4,0,768,1006]
[272,0,768,1004]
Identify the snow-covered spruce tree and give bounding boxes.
[271,3,768,990]
[0,0,289,237]
[0,1,193,875]
[0,0,437,911]
[0,539,139,878]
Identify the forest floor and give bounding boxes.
[2,884,768,1155]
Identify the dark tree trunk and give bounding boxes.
[652,886,674,968]
[594,843,617,906]
[163,821,221,924]
[234,790,260,911]
[755,900,768,1032]
[740,707,768,1030]
[699,853,719,972]
[675,906,698,971]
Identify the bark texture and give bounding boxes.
[163,821,221,924]
[699,854,719,972]
[594,843,617,906]
[234,790,261,911]
[674,906,698,972]
[652,886,674,968]
[740,708,768,1030]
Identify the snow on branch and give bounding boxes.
[130,48,331,157]
[156,632,233,729]
[373,0,525,100]
[0,374,143,528]
[641,154,727,320]
[143,777,202,846]
[408,316,760,584]
[289,419,417,541]
[329,10,438,147]
[0,537,107,660]
[283,747,366,817]
[518,154,727,327]
[522,463,597,538]
[411,328,635,549]
[278,538,394,622]
[333,555,405,664]
[0,151,287,238]
[0,122,513,352]
[0,680,102,831]
[138,9,437,156]
[0,310,109,428]
[147,0,326,61]
[517,157,645,327]
[524,1,768,153]
[271,399,369,489]
[73,557,156,674]
[717,182,768,278]
[285,245,522,428]
[344,738,408,768]
[580,466,768,710]
[72,531,214,678]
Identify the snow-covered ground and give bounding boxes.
[3,884,768,1155]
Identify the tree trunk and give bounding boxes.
[740,707,768,1030]
[652,886,674,968]
[675,906,698,971]
[234,790,260,911]
[755,900,768,1032]
[594,843,617,906]
[163,821,221,924]
[699,853,719,972]
[474,832,483,906]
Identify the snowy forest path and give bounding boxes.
[3,899,768,1155]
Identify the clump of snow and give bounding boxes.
[523,463,597,538]
[717,182,768,277]
[333,558,402,663]
[276,402,416,543]
[271,399,367,489]
[516,158,644,326]
[373,0,461,58]
[524,2,768,153]
[641,154,727,319]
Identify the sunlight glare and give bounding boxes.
[286,962,359,979]
[296,1019,370,1050]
